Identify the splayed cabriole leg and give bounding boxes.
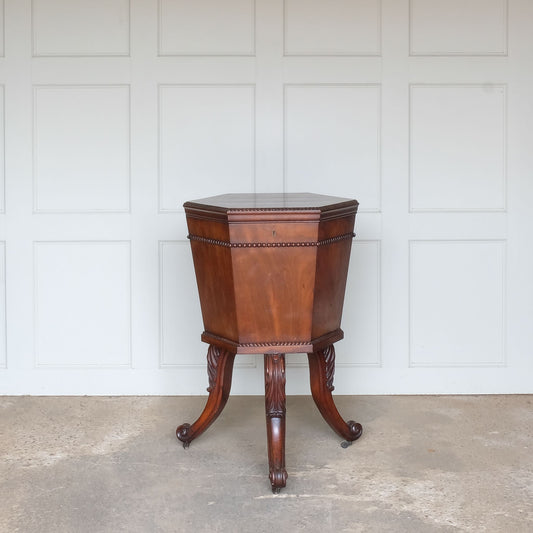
[176,344,236,448]
[307,344,363,446]
[264,353,288,493]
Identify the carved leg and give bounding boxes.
[176,344,236,448]
[307,344,362,446]
[264,353,288,493]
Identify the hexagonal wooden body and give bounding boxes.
[184,193,358,354]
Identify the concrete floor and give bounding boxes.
[1,395,532,533]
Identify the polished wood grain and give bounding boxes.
[264,353,288,492]
[308,345,363,445]
[176,193,362,492]
[176,345,236,448]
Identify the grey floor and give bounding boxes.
[1,395,532,533]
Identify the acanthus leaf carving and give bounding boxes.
[264,353,286,418]
[322,344,336,392]
[206,344,222,392]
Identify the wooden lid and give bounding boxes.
[184,193,358,222]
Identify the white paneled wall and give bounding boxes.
[409,0,508,55]
[0,242,5,368]
[34,241,132,367]
[341,241,381,367]
[284,0,381,56]
[409,85,506,211]
[159,0,255,56]
[284,84,381,209]
[32,0,130,57]
[33,85,131,213]
[158,85,255,211]
[0,85,4,212]
[0,0,532,395]
[409,241,506,367]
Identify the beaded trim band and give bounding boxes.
[188,232,355,248]
[201,329,345,353]
[203,332,312,349]
[239,340,310,348]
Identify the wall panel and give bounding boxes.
[0,242,5,368]
[340,241,381,367]
[158,85,255,211]
[32,0,130,56]
[34,241,131,367]
[33,85,131,213]
[159,0,255,56]
[410,85,506,212]
[409,240,506,367]
[159,241,203,367]
[0,85,4,213]
[159,241,257,370]
[410,0,507,55]
[0,0,4,57]
[284,0,381,56]
[284,84,381,212]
